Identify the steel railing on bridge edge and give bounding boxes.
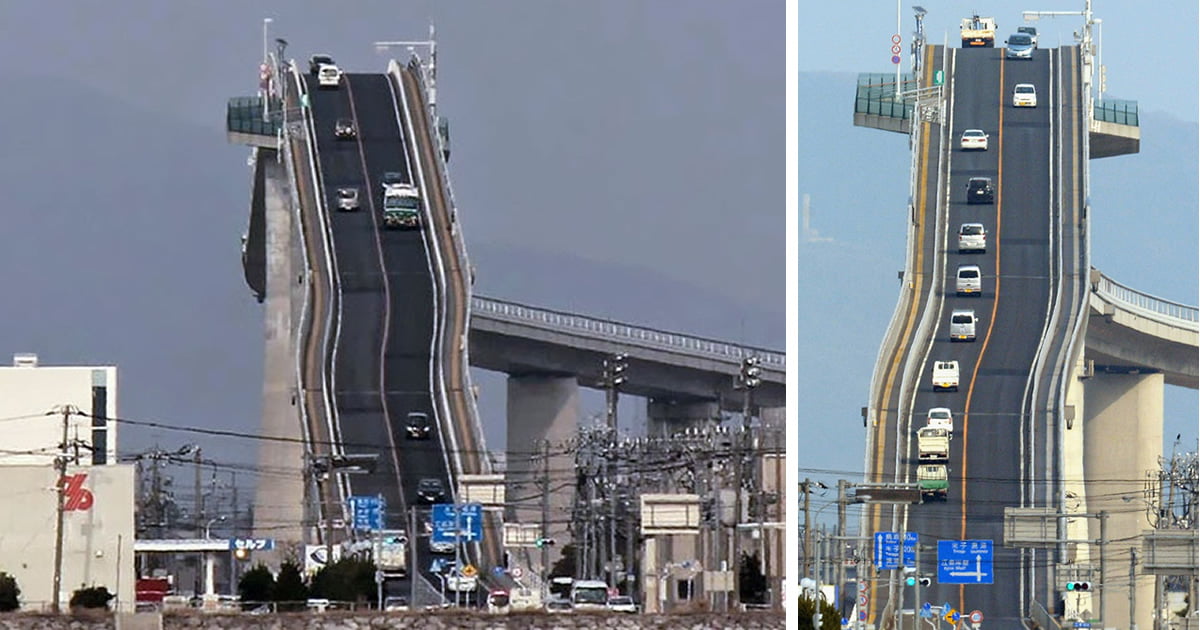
[1092,268,1199,329]
[471,296,785,372]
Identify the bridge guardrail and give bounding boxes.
[855,73,917,120]
[472,296,785,371]
[1093,98,1138,127]
[1093,269,1199,330]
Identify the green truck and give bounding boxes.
[382,184,422,229]
[917,464,949,501]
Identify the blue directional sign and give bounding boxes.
[937,539,994,584]
[874,532,902,569]
[349,495,384,531]
[903,532,918,566]
[1073,623,1092,628]
[432,503,484,544]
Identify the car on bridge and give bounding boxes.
[949,309,979,342]
[308,54,335,75]
[1012,83,1038,107]
[959,129,989,151]
[926,407,954,433]
[381,171,405,189]
[317,63,342,88]
[957,223,987,253]
[932,360,960,391]
[334,118,357,139]
[405,412,431,439]
[417,477,446,503]
[1004,33,1035,59]
[334,187,359,212]
[966,177,994,204]
[956,264,982,295]
[1017,25,1039,48]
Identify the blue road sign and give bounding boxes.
[919,608,934,619]
[432,503,484,544]
[349,495,384,531]
[874,532,902,569]
[922,602,932,612]
[430,557,448,573]
[937,540,994,584]
[903,532,918,566]
[1073,623,1092,628]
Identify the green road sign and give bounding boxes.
[934,70,944,86]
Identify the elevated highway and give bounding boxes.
[229,51,785,607]
[856,37,1195,630]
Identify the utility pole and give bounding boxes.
[1129,548,1137,630]
[194,447,204,537]
[1099,510,1108,626]
[837,479,849,602]
[51,404,76,614]
[732,355,761,604]
[803,478,813,577]
[540,439,550,582]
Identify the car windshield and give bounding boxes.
[961,225,983,235]
[952,314,972,324]
[930,410,951,419]
[385,195,420,210]
[610,597,632,605]
[1009,35,1032,45]
[1016,85,1035,94]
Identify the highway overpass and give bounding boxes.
[854,32,1195,630]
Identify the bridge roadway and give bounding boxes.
[866,45,1084,628]
[304,70,450,602]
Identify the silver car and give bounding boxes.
[335,187,359,211]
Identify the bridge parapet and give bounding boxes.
[1092,269,1198,332]
[472,296,784,378]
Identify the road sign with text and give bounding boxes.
[937,539,994,584]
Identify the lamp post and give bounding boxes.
[374,24,438,114]
[203,515,227,598]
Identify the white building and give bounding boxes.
[0,354,118,466]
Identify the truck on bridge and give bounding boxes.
[917,464,949,500]
[917,427,951,462]
[932,360,960,391]
[960,15,997,48]
[382,184,422,229]
[374,530,408,577]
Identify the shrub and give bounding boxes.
[69,586,114,610]
[0,572,19,611]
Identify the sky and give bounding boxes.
[798,1,1199,528]
[0,1,783,507]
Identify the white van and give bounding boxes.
[949,309,978,342]
[956,265,982,296]
[958,223,987,253]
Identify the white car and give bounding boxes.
[959,129,989,151]
[958,223,987,253]
[927,407,954,433]
[1012,83,1037,107]
[606,596,638,613]
[335,187,359,211]
[317,63,342,88]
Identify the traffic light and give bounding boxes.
[903,567,917,586]
[741,356,762,388]
[1066,581,1092,591]
[535,537,556,548]
[918,577,932,587]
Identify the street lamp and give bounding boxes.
[204,515,228,539]
[202,515,227,600]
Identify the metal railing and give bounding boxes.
[227,96,282,136]
[1093,269,1199,329]
[1093,98,1138,126]
[855,73,917,120]
[472,296,785,371]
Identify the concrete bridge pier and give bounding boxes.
[505,374,579,576]
[254,148,308,556]
[1083,371,1162,630]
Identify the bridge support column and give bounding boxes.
[254,149,307,555]
[1083,371,1162,630]
[505,374,578,578]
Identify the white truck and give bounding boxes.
[960,15,997,48]
[374,530,408,577]
[917,427,951,462]
[932,360,960,392]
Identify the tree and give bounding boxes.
[273,561,308,611]
[548,543,577,579]
[738,551,768,604]
[69,586,114,610]
[238,564,276,604]
[309,557,376,603]
[797,594,841,630]
[0,572,19,612]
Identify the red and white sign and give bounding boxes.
[61,473,94,511]
[969,610,984,623]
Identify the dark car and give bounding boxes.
[966,177,994,204]
[405,412,431,440]
[417,478,446,503]
[308,54,335,74]
[381,171,405,189]
[334,118,357,139]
